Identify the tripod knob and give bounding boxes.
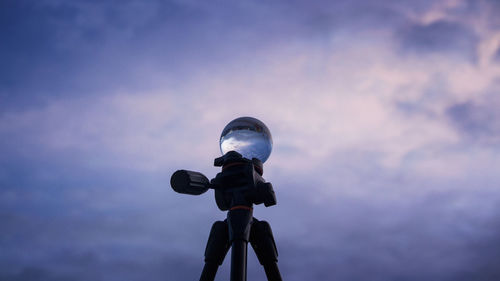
[171,170,210,195]
[255,182,277,207]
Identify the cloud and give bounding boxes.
[2,0,500,280]
[0,0,470,111]
[495,47,500,62]
[0,253,202,281]
[397,20,478,60]
[446,90,500,143]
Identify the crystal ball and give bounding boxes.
[219,117,273,163]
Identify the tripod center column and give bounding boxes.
[227,207,253,281]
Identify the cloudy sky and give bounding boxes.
[1,0,500,280]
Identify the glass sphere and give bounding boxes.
[220,117,273,163]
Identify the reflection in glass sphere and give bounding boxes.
[220,117,273,163]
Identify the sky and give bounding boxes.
[1,0,500,280]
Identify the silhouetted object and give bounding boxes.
[170,151,282,281]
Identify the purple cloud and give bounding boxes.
[2,0,500,280]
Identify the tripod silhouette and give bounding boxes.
[171,151,283,281]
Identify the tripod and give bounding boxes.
[170,151,283,281]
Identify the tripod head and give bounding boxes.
[170,151,276,211]
[212,151,276,210]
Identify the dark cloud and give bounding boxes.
[479,0,500,29]
[450,216,500,281]
[0,0,211,110]
[495,47,500,62]
[446,97,500,142]
[0,253,202,281]
[0,0,263,110]
[0,0,444,112]
[0,267,65,281]
[397,20,478,61]
[272,188,500,281]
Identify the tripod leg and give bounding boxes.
[250,219,283,281]
[200,220,230,281]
